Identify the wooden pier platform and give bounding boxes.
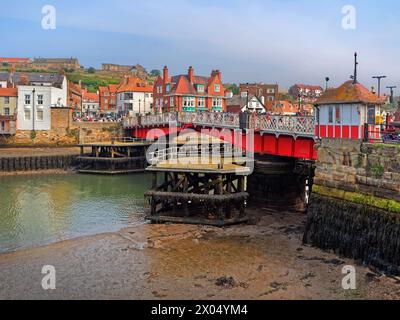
[145,155,251,226]
[77,139,151,175]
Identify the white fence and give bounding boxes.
[124,112,316,137]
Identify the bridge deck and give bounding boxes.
[147,156,251,174]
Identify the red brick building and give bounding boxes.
[153,66,226,113]
[99,84,118,115]
[67,81,83,113]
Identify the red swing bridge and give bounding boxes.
[123,112,318,161]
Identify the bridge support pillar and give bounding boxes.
[247,156,315,213]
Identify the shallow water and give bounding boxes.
[0,173,151,253]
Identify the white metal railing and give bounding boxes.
[249,114,315,136]
[124,112,316,137]
[148,144,246,166]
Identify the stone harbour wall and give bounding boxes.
[304,138,400,274]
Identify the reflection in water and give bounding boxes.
[0,173,151,253]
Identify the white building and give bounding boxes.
[116,77,153,116]
[16,73,67,131]
[82,91,100,117]
[315,80,384,139]
[226,93,267,114]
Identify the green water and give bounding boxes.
[0,173,151,253]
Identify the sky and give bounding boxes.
[0,0,399,91]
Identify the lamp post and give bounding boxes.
[372,75,387,98]
[32,88,35,132]
[325,77,330,91]
[387,86,397,104]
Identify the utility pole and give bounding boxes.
[350,52,359,84]
[372,75,387,97]
[387,86,397,104]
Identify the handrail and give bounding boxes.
[148,144,246,166]
[124,112,316,137]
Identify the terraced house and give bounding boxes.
[116,76,153,116]
[153,66,226,113]
[0,88,17,135]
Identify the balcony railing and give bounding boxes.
[123,112,316,137]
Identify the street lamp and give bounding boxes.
[325,77,330,91]
[387,86,397,104]
[32,88,36,132]
[372,75,387,98]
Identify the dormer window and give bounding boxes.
[214,84,220,92]
[165,84,171,92]
[197,84,204,93]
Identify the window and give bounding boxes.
[157,86,163,94]
[170,97,174,107]
[24,107,31,120]
[212,98,222,106]
[4,107,10,116]
[4,97,9,104]
[165,84,170,93]
[37,94,43,105]
[268,96,274,101]
[328,106,334,124]
[335,106,341,124]
[183,97,195,110]
[25,94,31,105]
[198,97,205,107]
[197,84,204,92]
[214,84,220,92]
[267,88,275,94]
[36,107,44,121]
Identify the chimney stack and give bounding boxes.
[215,69,222,80]
[163,66,169,86]
[188,66,194,83]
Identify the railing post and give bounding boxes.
[239,113,249,130]
[363,123,369,142]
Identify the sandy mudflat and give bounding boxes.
[0,208,399,300]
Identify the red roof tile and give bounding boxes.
[316,80,385,105]
[0,88,18,97]
[117,77,153,93]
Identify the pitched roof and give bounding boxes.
[117,77,153,93]
[316,80,385,105]
[82,90,99,103]
[0,88,18,97]
[0,72,65,87]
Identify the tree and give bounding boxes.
[87,67,96,74]
[225,83,239,95]
[150,69,161,77]
[2,62,9,67]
